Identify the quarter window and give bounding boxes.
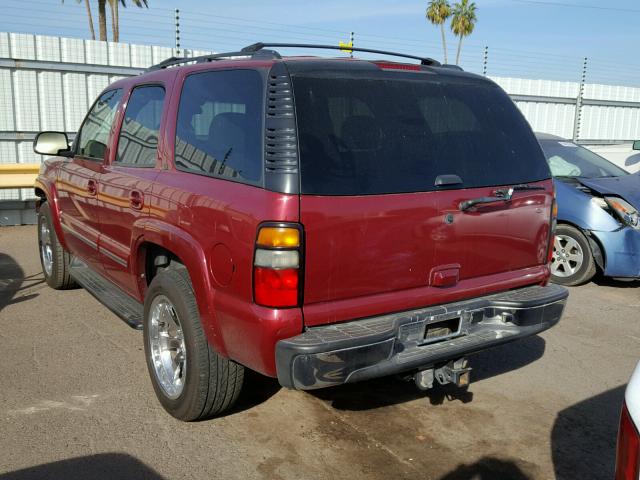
[174,69,263,183]
[76,89,122,161]
[116,85,165,167]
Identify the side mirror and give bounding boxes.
[633,140,640,151]
[33,131,72,157]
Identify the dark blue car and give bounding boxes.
[537,133,640,285]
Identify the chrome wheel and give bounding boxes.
[148,295,187,399]
[551,234,584,278]
[39,217,53,277]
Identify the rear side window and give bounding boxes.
[174,69,263,183]
[116,85,165,167]
[76,89,122,161]
[293,74,550,195]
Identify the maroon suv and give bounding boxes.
[33,43,568,421]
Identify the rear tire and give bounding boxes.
[143,265,244,421]
[37,202,76,290]
[550,224,596,286]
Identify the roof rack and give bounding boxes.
[242,42,440,66]
[145,48,282,71]
[146,42,440,71]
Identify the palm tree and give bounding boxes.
[62,0,96,40]
[109,0,148,42]
[64,0,150,42]
[450,0,477,65]
[97,0,108,41]
[426,0,451,64]
[83,0,96,40]
[109,0,120,42]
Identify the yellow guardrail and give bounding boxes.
[0,163,39,188]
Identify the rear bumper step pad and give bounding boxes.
[276,284,568,389]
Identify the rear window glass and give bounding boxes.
[174,69,263,184]
[292,74,550,195]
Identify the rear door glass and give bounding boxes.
[292,73,550,195]
[116,85,165,167]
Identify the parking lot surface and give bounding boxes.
[1,225,638,480]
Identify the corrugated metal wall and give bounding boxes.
[2,32,640,215]
[0,32,210,214]
[490,76,640,141]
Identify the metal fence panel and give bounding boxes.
[2,32,640,224]
[514,101,576,139]
[581,105,640,141]
[490,76,580,99]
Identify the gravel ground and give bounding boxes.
[1,225,638,480]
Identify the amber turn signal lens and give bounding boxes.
[257,227,300,248]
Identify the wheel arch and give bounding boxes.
[556,220,606,273]
[131,220,227,357]
[34,178,68,251]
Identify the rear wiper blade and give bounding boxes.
[494,183,546,196]
[512,183,546,191]
[459,195,509,211]
[459,184,546,212]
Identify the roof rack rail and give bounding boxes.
[146,48,282,71]
[241,42,440,66]
[146,42,440,72]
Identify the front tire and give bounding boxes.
[37,202,76,290]
[550,224,596,286]
[143,265,244,421]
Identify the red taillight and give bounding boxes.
[254,267,299,307]
[547,234,556,264]
[547,194,558,266]
[616,402,640,480]
[253,224,302,308]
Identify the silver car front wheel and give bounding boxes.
[550,224,596,286]
[551,234,584,278]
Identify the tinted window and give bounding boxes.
[116,85,165,167]
[293,74,550,195]
[174,70,263,183]
[539,139,629,178]
[76,89,122,160]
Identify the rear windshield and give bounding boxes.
[292,73,550,195]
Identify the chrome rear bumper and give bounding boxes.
[276,284,568,390]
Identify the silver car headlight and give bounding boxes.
[594,196,640,229]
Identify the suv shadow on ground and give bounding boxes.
[437,456,532,480]
[551,384,624,479]
[0,252,41,312]
[310,335,546,411]
[0,453,164,480]
[224,369,282,417]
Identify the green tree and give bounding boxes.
[426,0,451,64]
[450,0,477,65]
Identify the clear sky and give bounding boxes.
[2,0,639,85]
